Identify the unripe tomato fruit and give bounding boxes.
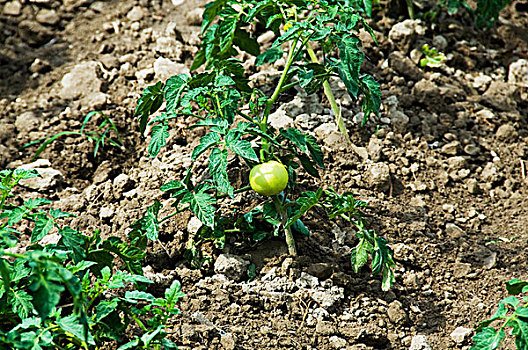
[249,161,289,196]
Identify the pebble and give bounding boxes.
[441,141,460,155]
[387,300,407,325]
[366,162,391,192]
[60,61,102,100]
[36,9,60,26]
[450,326,472,344]
[508,59,528,88]
[213,254,250,281]
[153,57,189,81]
[466,178,481,194]
[445,223,465,238]
[126,6,145,22]
[495,124,517,141]
[3,1,22,16]
[410,335,432,350]
[30,58,51,73]
[15,111,40,134]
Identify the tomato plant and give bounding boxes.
[133,0,395,290]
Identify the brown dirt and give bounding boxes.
[1,0,528,349]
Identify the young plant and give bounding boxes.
[0,169,183,349]
[439,0,512,28]
[134,0,394,290]
[24,111,124,160]
[471,279,528,350]
[419,44,447,68]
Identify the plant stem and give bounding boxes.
[305,42,351,144]
[272,196,297,255]
[406,0,415,19]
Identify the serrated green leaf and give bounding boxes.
[214,75,236,87]
[516,307,528,318]
[124,290,156,303]
[351,236,372,273]
[135,81,164,134]
[502,296,521,308]
[164,74,188,113]
[511,317,528,349]
[165,280,185,304]
[337,36,363,98]
[256,46,283,66]
[218,13,238,56]
[470,327,505,350]
[225,129,258,161]
[192,132,221,160]
[285,189,322,228]
[209,147,233,197]
[506,279,528,295]
[148,123,169,157]
[233,28,260,56]
[29,266,64,320]
[58,315,95,345]
[31,214,54,243]
[360,74,381,121]
[182,189,216,229]
[130,200,161,241]
[94,299,119,322]
[59,226,85,263]
[4,207,27,226]
[9,290,33,319]
[49,208,74,219]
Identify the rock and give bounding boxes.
[135,68,154,81]
[441,141,460,155]
[388,19,426,52]
[481,162,499,183]
[99,54,120,69]
[186,7,204,26]
[93,160,114,184]
[296,272,319,289]
[450,326,472,344]
[15,111,40,134]
[432,35,448,50]
[311,286,344,309]
[99,206,115,219]
[366,163,391,192]
[316,321,336,335]
[389,52,424,81]
[268,109,294,129]
[481,81,517,112]
[307,263,333,280]
[153,57,189,81]
[483,251,497,269]
[466,179,481,194]
[387,300,407,325]
[3,1,22,16]
[495,124,517,141]
[446,156,466,170]
[463,144,480,156]
[329,335,348,349]
[445,223,465,239]
[413,79,440,105]
[410,335,432,350]
[508,59,528,88]
[29,58,51,73]
[19,20,54,46]
[36,9,60,25]
[154,36,183,58]
[113,174,133,194]
[17,160,63,191]
[453,262,472,278]
[389,110,409,134]
[127,6,145,21]
[214,254,250,281]
[60,61,102,100]
[220,333,236,350]
[473,74,492,92]
[81,92,108,109]
[368,137,383,161]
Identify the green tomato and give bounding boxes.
[249,161,289,196]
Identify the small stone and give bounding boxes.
[268,109,294,129]
[473,74,492,92]
[99,54,120,69]
[441,141,460,155]
[329,335,348,349]
[153,57,189,81]
[60,61,101,100]
[388,19,425,52]
[495,124,517,141]
[315,321,336,335]
[483,252,497,269]
[19,20,54,46]
[463,144,480,156]
[186,7,204,26]
[366,162,391,192]
[81,92,108,109]
[446,156,466,170]
[214,254,250,281]
[368,137,383,162]
[450,327,472,344]
[29,58,51,73]
[445,223,465,238]
[99,206,115,219]
[17,160,63,191]
[296,272,319,289]
[466,178,481,194]
[3,1,22,16]
[127,6,145,21]
[508,59,528,88]
[432,35,448,50]
[187,216,202,235]
[387,300,407,325]
[220,333,236,350]
[36,9,60,25]
[307,263,333,280]
[113,174,133,193]
[135,68,154,81]
[389,110,409,134]
[453,262,472,278]
[410,335,432,350]
[15,111,40,134]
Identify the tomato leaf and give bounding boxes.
[31,214,54,243]
[135,81,164,135]
[164,74,188,114]
[209,147,234,197]
[148,123,169,158]
[192,132,221,160]
[182,186,216,229]
[285,189,322,229]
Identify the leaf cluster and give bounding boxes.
[0,169,183,349]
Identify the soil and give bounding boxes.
[1,0,528,349]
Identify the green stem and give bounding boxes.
[305,42,351,144]
[216,185,252,200]
[406,0,415,19]
[272,196,297,255]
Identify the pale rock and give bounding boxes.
[214,254,250,281]
[15,111,40,133]
[453,262,471,278]
[389,110,409,134]
[186,7,204,26]
[153,57,189,81]
[446,156,466,170]
[81,92,108,109]
[432,35,448,50]
[368,137,383,161]
[466,178,481,194]
[410,335,432,350]
[220,333,236,350]
[450,327,472,344]
[445,223,465,238]
[495,124,517,141]
[18,160,63,191]
[366,162,391,192]
[113,174,133,194]
[508,59,528,87]
[187,216,203,235]
[268,109,294,129]
[127,6,145,21]
[99,205,115,219]
[60,61,101,100]
[473,74,492,92]
[387,300,407,324]
[388,19,426,52]
[154,36,183,58]
[29,58,51,73]
[441,141,460,155]
[36,9,60,25]
[311,286,344,309]
[329,335,348,349]
[296,272,319,289]
[3,1,22,16]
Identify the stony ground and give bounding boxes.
[1,0,528,349]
